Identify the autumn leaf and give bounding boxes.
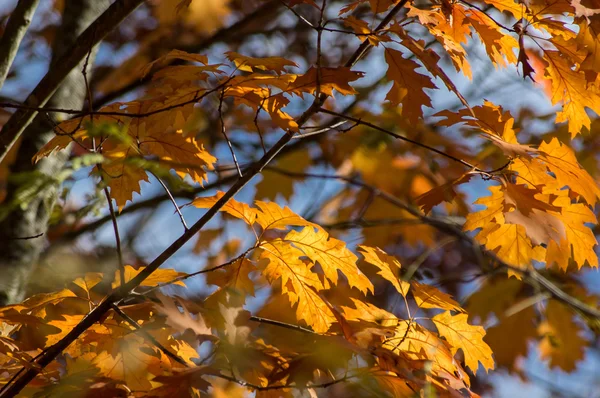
[538,301,587,371]
[359,246,409,295]
[411,282,464,312]
[112,265,187,289]
[259,239,335,333]
[384,48,437,123]
[226,51,297,74]
[254,201,317,231]
[542,50,600,136]
[93,334,163,391]
[191,191,258,226]
[538,138,600,206]
[154,293,215,341]
[284,227,374,294]
[416,173,472,214]
[289,66,365,96]
[432,311,494,374]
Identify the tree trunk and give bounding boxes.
[0,0,110,305]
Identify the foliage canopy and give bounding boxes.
[1,0,600,396]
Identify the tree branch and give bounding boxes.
[0,0,40,90]
[0,0,145,163]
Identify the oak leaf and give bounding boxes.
[112,265,187,289]
[384,48,437,123]
[432,311,494,374]
[411,282,464,312]
[359,246,409,296]
[284,227,373,294]
[260,240,335,333]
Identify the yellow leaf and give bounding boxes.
[225,51,297,74]
[254,201,317,231]
[384,321,459,375]
[543,50,600,136]
[538,301,587,371]
[466,8,519,67]
[71,273,104,297]
[260,240,335,333]
[432,311,494,374]
[481,224,541,276]
[46,315,85,346]
[341,298,398,327]
[191,191,258,226]
[538,138,600,206]
[285,227,374,294]
[359,246,409,295]
[464,185,505,232]
[546,201,598,270]
[411,281,464,312]
[112,265,187,289]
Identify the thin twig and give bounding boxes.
[153,173,189,231]
[279,0,315,28]
[219,88,242,177]
[103,187,125,287]
[249,316,318,335]
[5,232,44,240]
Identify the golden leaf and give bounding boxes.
[254,201,317,231]
[284,227,374,294]
[432,311,494,374]
[112,265,187,289]
[260,240,335,333]
[359,246,409,295]
[411,282,464,312]
[191,191,258,226]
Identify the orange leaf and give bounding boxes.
[384,48,437,123]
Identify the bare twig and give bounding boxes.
[318,108,484,171]
[5,232,43,240]
[250,316,318,335]
[219,88,242,177]
[103,187,125,287]
[153,173,189,231]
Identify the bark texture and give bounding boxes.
[0,0,110,305]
